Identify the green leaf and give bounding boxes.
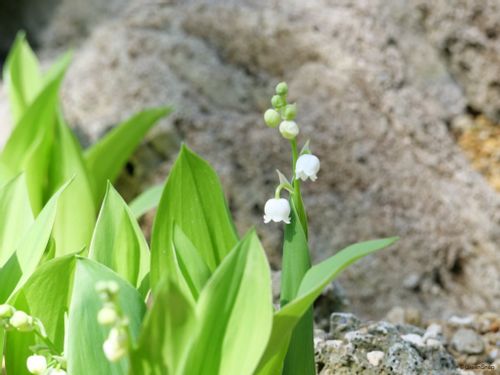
[178,230,273,375]
[129,276,196,375]
[84,107,172,203]
[0,174,34,265]
[151,145,238,288]
[0,56,70,212]
[129,183,164,218]
[171,224,211,300]
[89,183,150,288]
[48,112,96,256]
[256,237,398,375]
[0,181,69,303]
[2,32,43,123]
[17,255,77,351]
[66,258,146,375]
[280,204,314,375]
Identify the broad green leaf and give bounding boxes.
[179,230,273,375]
[0,327,4,368]
[48,112,96,256]
[16,255,77,351]
[2,32,43,123]
[129,183,163,218]
[84,107,172,203]
[66,258,146,375]
[129,276,196,375]
[0,55,70,212]
[0,174,34,265]
[0,181,69,303]
[172,224,211,300]
[89,183,149,288]
[280,204,314,375]
[256,237,398,375]
[151,145,238,288]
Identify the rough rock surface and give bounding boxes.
[53,0,500,319]
[315,313,460,374]
[416,0,500,121]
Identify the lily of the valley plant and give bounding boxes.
[0,36,397,375]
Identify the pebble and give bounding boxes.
[401,333,424,347]
[448,315,474,327]
[366,351,385,366]
[451,328,485,354]
[423,323,443,342]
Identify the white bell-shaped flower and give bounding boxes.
[103,328,128,362]
[26,355,47,374]
[10,310,34,331]
[263,198,291,224]
[97,305,119,326]
[279,121,299,140]
[295,154,320,181]
[0,304,14,318]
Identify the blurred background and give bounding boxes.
[0,0,499,324]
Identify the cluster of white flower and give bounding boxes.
[263,82,321,224]
[0,304,67,374]
[96,281,129,363]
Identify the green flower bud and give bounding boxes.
[275,82,288,96]
[279,121,299,140]
[264,109,281,128]
[271,95,286,109]
[283,104,297,120]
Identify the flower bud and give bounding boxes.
[26,355,47,374]
[263,198,291,224]
[97,306,119,326]
[0,304,14,319]
[275,82,288,96]
[283,104,297,120]
[10,310,34,331]
[96,280,120,300]
[279,121,299,140]
[103,328,128,362]
[295,154,320,181]
[264,109,281,128]
[271,95,286,109]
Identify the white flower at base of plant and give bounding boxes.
[103,328,128,362]
[10,310,34,331]
[26,355,47,374]
[295,154,320,181]
[97,305,119,326]
[263,198,291,224]
[0,304,14,318]
[279,121,299,140]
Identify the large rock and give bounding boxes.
[315,313,459,374]
[416,0,500,121]
[56,0,500,319]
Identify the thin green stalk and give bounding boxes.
[290,139,308,238]
[280,139,315,375]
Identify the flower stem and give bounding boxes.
[290,139,308,238]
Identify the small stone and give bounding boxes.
[451,328,484,354]
[423,323,443,341]
[405,307,421,326]
[329,313,360,338]
[386,306,406,325]
[401,333,424,347]
[426,338,442,348]
[448,315,474,327]
[366,351,385,366]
